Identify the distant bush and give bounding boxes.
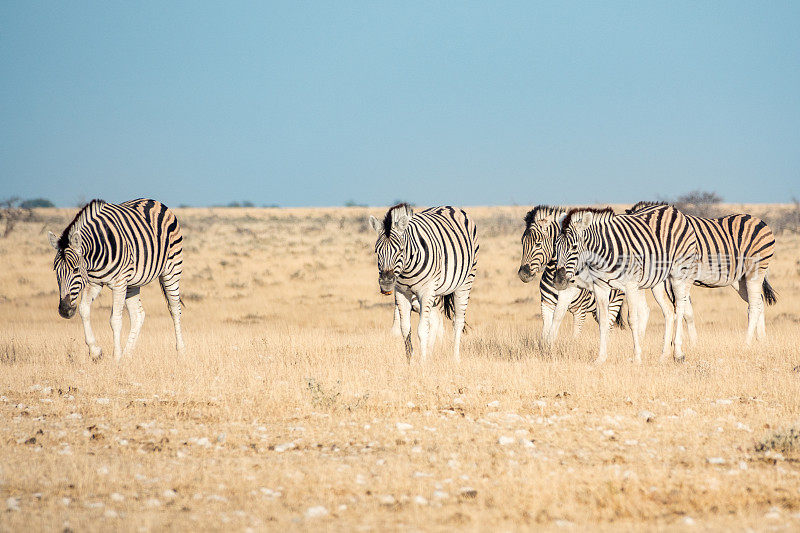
[768,198,800,235]
[226,201,255,208]
[344,200,367,208]
[673,190,723,218]
[19,198,55,208]
[0,198,36,238]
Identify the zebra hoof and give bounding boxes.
[89,346,103,362]
[673,355,686,364]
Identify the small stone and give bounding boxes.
[432,490,448,500]
[162,489,177,499]
[413,495,428,505]
[274,441,296,452]
[6,497,20,511]
[378,495,395,505]
[707,457,725,465]
[458,487,478,499]
[487,400,500,408]
[396,422,413,431]
[305,506,328,519]
[110,493,124,502]
[498,436,515,446]
[103,509,118,519]
[638,410,655,422]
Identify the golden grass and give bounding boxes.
[1,205,800,531]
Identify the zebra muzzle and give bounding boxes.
[518,264,534,283]
[554,267,570,290]
[58,296,76,319]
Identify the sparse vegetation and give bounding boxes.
[0,203,798,530]
[673,190,724,218]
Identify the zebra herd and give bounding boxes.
[48,198,776,365]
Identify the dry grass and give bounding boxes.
[1,205,800,531]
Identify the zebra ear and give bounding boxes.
[48,231,59,251]
[368,216,382,234]
[68,231,82,255]
[572,211,594,233]
[393,213,411,234]
[555,213,567,229]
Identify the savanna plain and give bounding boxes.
[1,205,800,532]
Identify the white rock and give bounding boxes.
[162,489,178,499]
[638,410,655,422]
[406,402,416,408]
[739,461,748,470]
[603,429,615,437]
[682,516,696,526]
[274,441,296,452]
[103,509,118,519]
[96,398,110,405]
[110,493,124,502]
[378,495,396,505]
[396,422,413,431]
[146,498,161,507]
[487,400,500,408]
[452,397,464,405]
[432,490,448,500]
[413,495,428,505]
[498,436,515,446]
[707,457,726,465]
[61,498,71,506]
[97,466,109,475]
[6,497,20,511]
[305,506,328,519]
[196,437,211,447]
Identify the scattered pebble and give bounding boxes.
[110,493,124,502]
[396,422,413,431]
[498,436,515,446]
[274,442,296,452]
[6,497,20,512]
[305,506,328,519]
[378,495,396,505]
[638,410,655,422]
[707,457,726,465]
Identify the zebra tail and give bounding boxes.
[441,293,469,333]
[762,276,778,306]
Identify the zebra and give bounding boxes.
[553,205,699,365]
[626,201,777,344]
[518,205,626,342]
[48,198,185,362]
[368,203,478,363]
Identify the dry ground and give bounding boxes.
[1,204,799,532]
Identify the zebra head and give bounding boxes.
[553,210,595,290]
[518,206,566,283]
[48,230,87,319]
[368,204,413,295]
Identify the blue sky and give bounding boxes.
[2,1,798,207]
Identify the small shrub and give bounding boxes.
[673,190,723,218]
[754,428,800,456]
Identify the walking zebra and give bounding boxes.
[553,205,699,364]
[518,205,625,341]
[369,204,478,363]
[48,198,185,361]
[626,201,777,344]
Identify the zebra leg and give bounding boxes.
[671,279,691,362]
[546,286,580,348]
[623,286,647,364]
[122,287,145,358]
[416,292,437,364]
[571,310,586,338]
[109,283,127,362]
[390,301,402,337]
[540,300,554,346]
[651,283,675,363]
[683,295,698,346]
[160,274,185,355]
[452,287,471,364]
[744,274,764,345]
[396,292,414,363]
[79,283,103,361]
[592,284,612,366]
[427,302,443,353]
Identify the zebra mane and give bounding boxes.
[625,200,669,214]
[382,203,414,237]
[523,205,567,227]
[57,199,106,250]
[561,207,614,231]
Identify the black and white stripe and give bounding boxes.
[553,205,699,364]
[626,201,777,344]
[369,204,478,363]
[518,205,625,341]
[48,198,185,361]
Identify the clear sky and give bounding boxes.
[2,1,798,207]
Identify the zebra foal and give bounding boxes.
[517,205,625,342]
[369,204,478,363]
[48,199,185,361]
